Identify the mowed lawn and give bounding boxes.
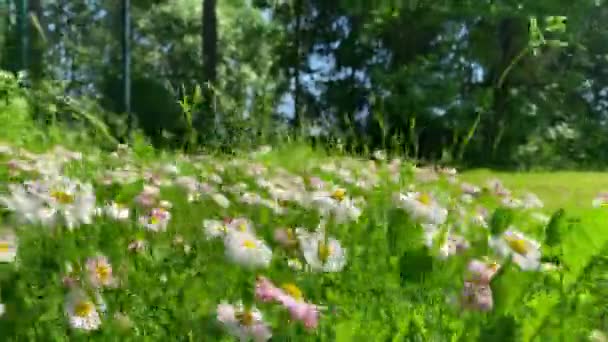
[460,169,608,212]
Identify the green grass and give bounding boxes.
[1,105,608,340]
[461,169,608,211]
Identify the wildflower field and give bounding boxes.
[0,141,607,341]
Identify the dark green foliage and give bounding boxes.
[478,315,518,342]
[3,0,608,165]
[399,247,434,285]
[99,75,187,149]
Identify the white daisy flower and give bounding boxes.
[501,196,523,209]
[240,192,262,205]
[592,193,608,208]
[216,301,272,342]
[224,231,272,269]
[0,144,12,155]
[259,199,285,215]
[471,214,488,228]
[0,233,17,263]
[203,219,229,240]
[209,173,223,184]
[372,150,386,161]
[311,189,361,223]
[0,183,45,224]
[162,163,179,176]
[522,192,544,209]
[85,255,117,288]
[393,192,448,225]
[489,228,541,271]
[138,207,171,232]
[65,290,102,331]
[103,202,130,221]
[211,193,230,208]
[41,177,96,229]
[2,177,96,229]
[203,218,256,240]
[296,228,347,273]
[175,176,199,193]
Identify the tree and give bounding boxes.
[200,0,218,136]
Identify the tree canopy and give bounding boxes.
[1,0,607,169]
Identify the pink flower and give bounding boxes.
[467,259,500,284]
[255,276,283,302]
[134,185,160,208]
[217,303,236,322]
[85,255,116,288]
[461,183,481,196]
[62,275,78,288]
[281,297,320,330]
[461,281,493,311]
[254,277,322,331]
[459,259,500,312]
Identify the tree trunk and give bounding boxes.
[293,0,302,130]
[200,0,218,138]
[202,0,217,84]
[28,0,43,80]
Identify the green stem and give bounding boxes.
[497,45,530,89]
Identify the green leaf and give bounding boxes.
[491,258,538,315]
[544,208,565,247]
[544,16,567,33]
[489,207,515,236]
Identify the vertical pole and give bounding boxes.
[122,0,132,140]
[0,0,5,68]
[17,0,28,71]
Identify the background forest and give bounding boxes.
[2,0,607,169]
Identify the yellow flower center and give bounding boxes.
[0,241,10,253]
[331,189,346,202]
[281,283,303,301]
[236,311,254,326]
[74,300,94,318]
[318,241,333,262]
[238,222,248,232]
[418,193,432,205]
[51,190,74,204]
[242,239,257,249]
[150,216,160,225]
[96,263,111,283]
[505,236,529,255]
